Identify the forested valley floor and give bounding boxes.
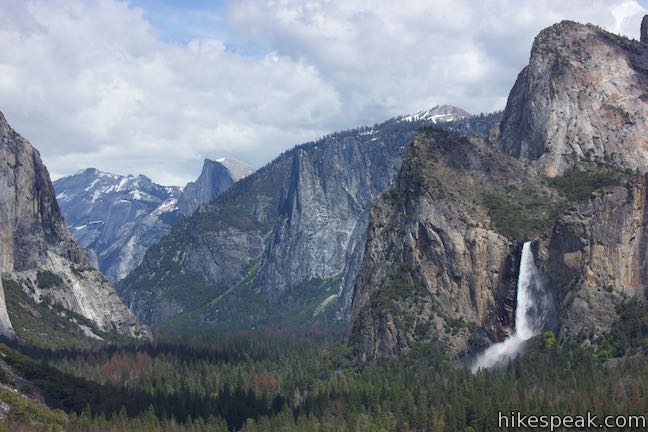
[2,302,648,432]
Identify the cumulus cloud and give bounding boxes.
[0,0,644,184]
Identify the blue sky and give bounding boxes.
[130,0,230,44]
[0,0,646,185]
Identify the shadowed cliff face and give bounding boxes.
[536,176,648,343]
[347,129,561,360]
[256,136,404,294]
[0,112,83,273]
[495,21,648,177]
[0,111,148,342]
[178,158,252,216]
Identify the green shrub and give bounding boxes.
[548,168,620,201]
[481,188,563,240]
[543,331,556,347]
[36,271,63,289]
[593,300,648,359]
[0,387,67,430]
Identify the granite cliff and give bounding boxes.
[495,21,648,177]
[0,111,148,345]
[178,158,253,216]
[535,175,648,343]
[348,128,565,360]
[349,20,648,361]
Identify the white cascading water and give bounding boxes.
[471,241,551,372]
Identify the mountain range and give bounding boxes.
[1,18,646,368]
[99,20,648,364]
[53,158,253,283]
[114,105,477,328]
[2,13,648,432]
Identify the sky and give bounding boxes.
[0,0,646,185]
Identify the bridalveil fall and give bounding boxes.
[472,242,553,371]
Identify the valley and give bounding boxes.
[0,9,647,432]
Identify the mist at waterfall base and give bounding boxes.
[471,242,554,372]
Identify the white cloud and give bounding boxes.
[0,0,645,184]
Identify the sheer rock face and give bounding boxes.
[118,122,410,325]
[495,21,648,177]
[349,130,533,361]
[536,177,648,342]
[494,18,648,342]
[349,134,648,362]
[0,111,148,340]
[177,158,252,216]
[0,279,14,339]
[350,20,648,362]
[256,137,404,295]
[0,112,84,272]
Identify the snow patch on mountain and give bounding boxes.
[398,105,470,124]
[54,158,254,282]
[53,169,183,282]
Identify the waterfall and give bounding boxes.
[471,241,552,372]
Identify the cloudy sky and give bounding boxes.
[0,0,646,185]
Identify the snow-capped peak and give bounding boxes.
[54,167,182,205]
[398,105,470,124]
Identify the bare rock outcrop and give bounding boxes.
[0,110,148,341]
[496,21,648,176]
[536,176,648,342]
[178,158,252,216]
[0,279,14,339]
[348,129,552,360]
[0,112,84,272]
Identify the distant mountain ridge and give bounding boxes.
[397,105,470,123]
[54,169,182,282]
[54,158,253,282]
[115,105,486,329]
